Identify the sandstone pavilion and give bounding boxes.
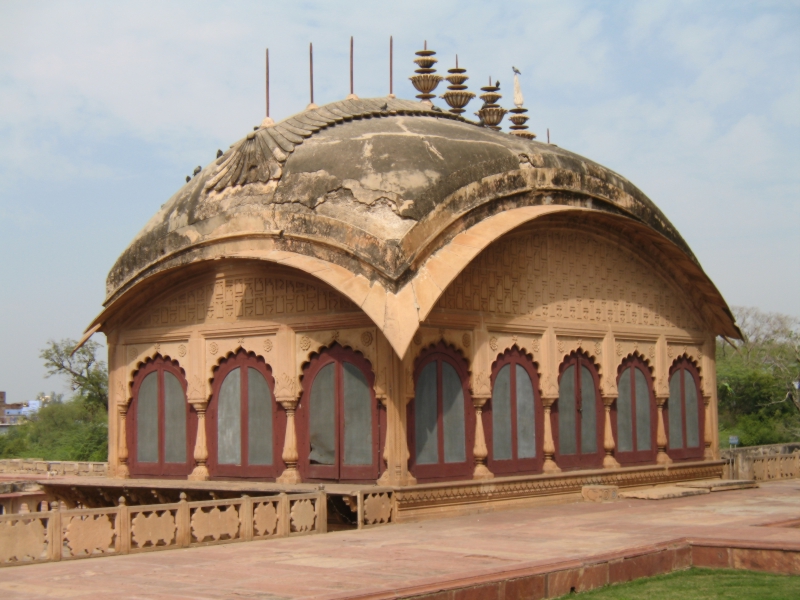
[81,45,741,520]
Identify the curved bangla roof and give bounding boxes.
[95,97,740,355]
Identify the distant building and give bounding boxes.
[0,391,25,434]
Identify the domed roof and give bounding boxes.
[95,97,740,353]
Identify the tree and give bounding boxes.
[717,307,800,445]
[40,338,108,409]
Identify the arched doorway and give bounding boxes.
[614,356,657,465]
[128,355,196,477]
[208,351,282,478]
[485,347,543,475]
[298,345,381,481]
[666,358,704,461]
[408,342,474,481]
[554,351,604,470]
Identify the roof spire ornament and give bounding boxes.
[409,41,443,104]
[477,77,507,131]
[508,67,535,139]
[440,55,475,116]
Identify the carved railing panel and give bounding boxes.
[752,454,799,481]
[64,509,117,558]
[191,503,240,543]
[357,489,394,529]
[0,513,50,565]
[130,506,179,550]
[252,498,281,539]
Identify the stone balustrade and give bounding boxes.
[721,443,800,481]
[0,491,333,567]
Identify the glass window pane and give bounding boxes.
[343,362,373,466]
[558,365,577,455]
[163,372,187,464]
[248,368,273,466]
[442,362,466,464]
[668,372,684,449]
[415,362,439,464]
[491,365,512,461]
[617,368,633,453]
[516,366,536,459]
[634,368,652,451]
[137,372,159,463]
[580,366,598,454]
[684,371,700,448]
[218,368,242,465]
[309,363,336,465]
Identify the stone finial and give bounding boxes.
[409,41,443,103]
[477,77,507,131]
[440,55,475,116]
[509,69,536,139]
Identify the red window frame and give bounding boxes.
[297,344,383,482]
[553,351,605,470]
[407,342,475,482]
[207,350,283,479]
[666,358,705,461]
[484,347,544,475]
[128,356,196,478]
[612,356,657,465]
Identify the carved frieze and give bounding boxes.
[437,230,701,331]
[134,275,357,329]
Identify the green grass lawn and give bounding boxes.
[568,568,799,599]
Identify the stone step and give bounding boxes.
[619,486,710,500]
[677,479,758,492]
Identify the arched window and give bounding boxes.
[485,348,543,474]
[614,356,656,465]
[408,342,474,481]
[666,358,704,461]
[554,352,604,470]
[208,351,280,478]
[299,345,381,481]
[128,356,195,477]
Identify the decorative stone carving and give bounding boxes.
[65,514,114,555]
[437,230,700,330]
[128,346,138,361]
[191,505,240,542]
[209,342,218,355]
[290,499,316,533]
[0,517,46,562]
[178,344,187,357]
[473,371,491,397]
[299,336,311,351]
[462,333,471,348]
[413,332,422,345]
[131,510,176,547]
[263,338,273,353]
[363,493,392,525]
[253,501,279,537]
[274,373,296,398]
[582,485,619,503]
[489,337,498,351]
[360,331,373,347]
[134,275,357,329]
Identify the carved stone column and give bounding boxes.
[703,395,713,460]
[656,396,672,465]
[602,396,620,469]
[472,397,493,480]
[542,397,560,473]
[277,399,302,484]
[117,403,130,479]
[188,401,209,481]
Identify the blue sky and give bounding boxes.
[1,1,798,403]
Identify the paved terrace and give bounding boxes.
[1,480,798,599]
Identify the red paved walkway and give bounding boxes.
[1,481,798,599]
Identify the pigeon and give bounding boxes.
[193,166,202,176]
[380,102,388,112]
[495,80,501,88]
[253,126,259,131]
[216,149,223,158]
[431,105,443,112]
[185,176,191,183]
[512,66,521,75]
